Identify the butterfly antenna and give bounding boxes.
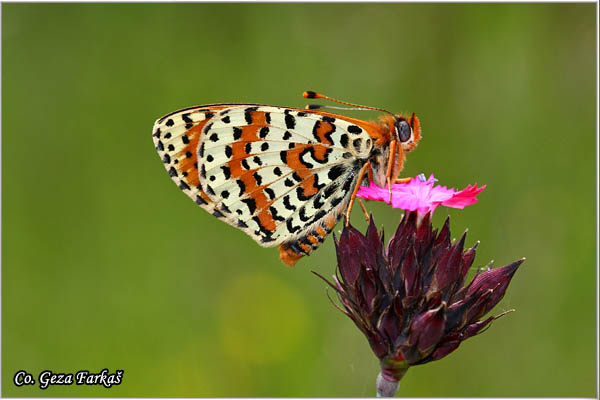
[306,104,377,111]
[303,91,395,116]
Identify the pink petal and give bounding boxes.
[356,174,485,214]
[441,184,486,209]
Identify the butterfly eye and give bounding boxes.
[397,120,412,143]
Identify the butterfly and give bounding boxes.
[152,91,421,266]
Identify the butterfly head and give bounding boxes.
[395,113,421,153]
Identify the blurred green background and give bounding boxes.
[2,3,595,397]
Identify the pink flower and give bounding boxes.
[357,174,485,214]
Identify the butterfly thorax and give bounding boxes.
[367,115,416,188]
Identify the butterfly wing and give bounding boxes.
[153,104,378,266]
[152,104,260,212]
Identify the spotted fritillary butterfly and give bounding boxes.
[152,91,421,266]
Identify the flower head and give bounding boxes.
[315,212,523,396]
[357,174,485,214]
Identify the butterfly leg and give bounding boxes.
[385,140,398,203]
[395,177,411,184]
[345,162,371,226]
[358,198,370,221]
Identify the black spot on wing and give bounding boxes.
[292,172,302,182]
[328,165,346,180]
[296,186,314,201]
[195,195,207,205]
[347,125,362,134]
[270,206,285,222]
[283,195,296,211]
[253,171,262,186]
[237,180,246,197]
[285,113,296,129]
[311,210,327,224]
[264,187,276,200]
[342,175,354,192]
[233,127,242,140]
[286,218,301,234]
[261,235,276,244]
[242,198,257,214]
[221,166,231,179]
[299,147,332,168]
[179,181,191,191]
[206,184,216,196]
[213,209,225,218]
[340,134,349,148]
[312,194,325,209]
[323,183,338,199]
[331,195,345,208]
[244,107,259,124]
[253,216,274,239]
[299,207,311,222]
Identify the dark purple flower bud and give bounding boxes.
[409,302,447,354]
[430,231,466,294]
[466,259,523,319]
[315,211,522,395]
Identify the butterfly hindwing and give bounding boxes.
[196,106,373,248]
[152,105,239,211]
